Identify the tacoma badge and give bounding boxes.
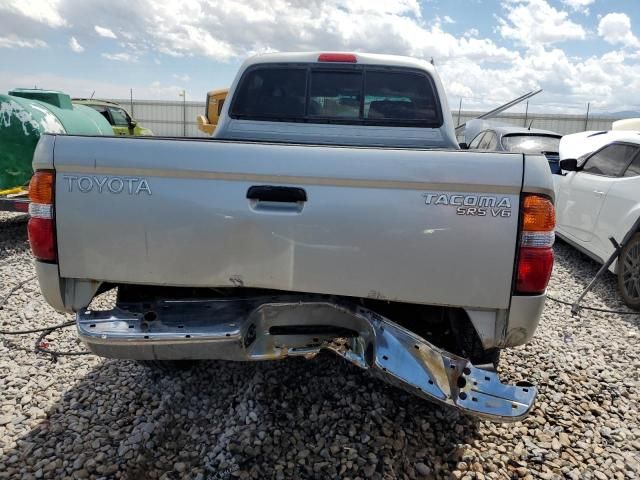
[423,193,511,217]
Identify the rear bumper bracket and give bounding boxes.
[77,297,536,422]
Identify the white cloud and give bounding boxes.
[0,1,531,65]
[75,0,515,64]
[562,0,594,7]
[102,52,137,62]
[598,13,640,49]
[0,0,66,27]
[439,45,640,114]
[172,73,191,82]
[561,0,594,14]
[69,36,84,53]
[497,0,586,46]
[0,35,47,49]
[94,25,117,39]
[600,50,625,64]
[0,72,187,101]
[0,0,639,113]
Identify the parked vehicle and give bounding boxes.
[558,130,634,163]
[612,118,640,131]
[197,88,229,135]
[466,124,562,174]
[0,88,112,211]
[72,99,153,136]
[30,52,556,421]
[556,135,640,309]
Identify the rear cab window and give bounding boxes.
[230,63,442,127]
[231,67,307,119]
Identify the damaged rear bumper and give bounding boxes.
[77,297,536,422]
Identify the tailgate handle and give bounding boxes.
[247,186,307,203]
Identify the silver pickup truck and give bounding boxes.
[29,52,555,422]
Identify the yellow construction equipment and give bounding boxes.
[0,186,29,212]
[0,187,25,196]
[197,88,229,135]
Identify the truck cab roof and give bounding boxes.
[213,52,458,149]
[242,51,439,72]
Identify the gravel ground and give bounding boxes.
[0,211,638,480]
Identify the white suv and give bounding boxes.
[555,135,640,309]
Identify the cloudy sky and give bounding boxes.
[0,0,639,114]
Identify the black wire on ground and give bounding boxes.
[0,275,90,360]
[0,320,75,335]
[34,325,90,362]
[546,294,639,315]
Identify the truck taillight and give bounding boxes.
[521,195,555,231]
[516,194,555,294]
[28,170,56,262]
[517,248,554,293]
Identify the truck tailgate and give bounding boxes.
[53,136,523,310]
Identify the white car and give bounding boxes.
[555,134,640,309]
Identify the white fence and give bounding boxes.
[453,110,614,136]
[112,99,209,137]
[111,99,617,138]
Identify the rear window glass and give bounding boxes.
[309,71,361,118]
[501,135,561,154]
[231,65,442,127]
[231,67,306,119]
[365,71,437,122]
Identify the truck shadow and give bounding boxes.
[0,215,29,263]
[0,354,479,479]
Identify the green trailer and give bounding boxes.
[0,88,112,211]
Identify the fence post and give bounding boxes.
[178,90,186,136]
[584,102,590,131]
